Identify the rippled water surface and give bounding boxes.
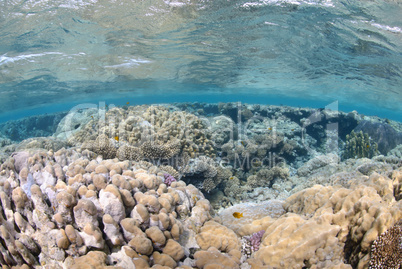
[0,0,401,121]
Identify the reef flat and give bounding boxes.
[0,102,401,268]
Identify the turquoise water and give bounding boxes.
[0,1,402,268]
[0,0,401,122]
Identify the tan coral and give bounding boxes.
[128,236,153,255]
[131,204,150,224]
[162,239,184,262]
[194,247,240,269]
[242,172,402,269]
[103,214,124,246]
[120,218,145,241]
[73,199,98,229]
[79,223,105,249]
[134,192,161,213]
[99,185,125,223]
[247,213,344,268]
[135,172,162,190]
[119,189,135,210]
[170,223,182,241]
[65,224,84,246]
[145,226,166,247]
[92,174,108,190]
[68,251,118,269]
[152,251,177,268]
[196,221,241,253]
[56,229,70,250]
[112,174,132,191]
[158,212,171,231]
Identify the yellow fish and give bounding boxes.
[268,127,272,131]
[233,212,243,219]
[241,141,245,146]
[126,102,130,105]
[114,136,119,141]
[366,145,370,148]
[291,129,295,131]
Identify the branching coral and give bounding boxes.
[140,140,180,160]
[116,144,142,162]
[343,130,379,159]
[70,105,216,161]
[246,165,289,188]
[81,134,117,159]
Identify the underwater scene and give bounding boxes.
[0,0,401,268]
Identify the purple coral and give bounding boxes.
[163,173,177,186]
[248,230,265,252]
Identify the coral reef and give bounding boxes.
[0,112,67,142]
[343,130,379,159]
[354,120,402,154]
[0,147,213,268]
[70,105,216,159]
[246,164,289,188]
[0,102,401,269]
[244,171,402,268]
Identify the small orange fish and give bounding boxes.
[241,141,245,146]
[291,129,295,131]
[229,176,234,180]
[366,145,370,148]
[233,212,243,219]
[91,116,94,119]
[268,127,272,131]
[114,136,119,141]
[126,102,130,105]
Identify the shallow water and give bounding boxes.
[0,0,401,122]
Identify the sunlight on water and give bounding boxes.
[0,0,400,119]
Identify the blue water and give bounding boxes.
[0,0,401,123]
